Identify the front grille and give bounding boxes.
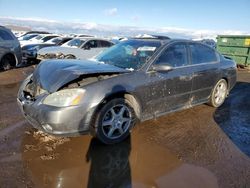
[23,78,46,100]
[37,53,57,60]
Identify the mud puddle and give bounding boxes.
[214,81,250,156]
[20,126,222,188]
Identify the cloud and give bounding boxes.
[1,16,250,40]
[104,8,118,16]
[1,16,58,23]
[131,15,140,22]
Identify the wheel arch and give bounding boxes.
[1,52,17,66]
[219,76,229,92]
[89,91,142,140]
[99,91,142,121]
[222,76,228,84]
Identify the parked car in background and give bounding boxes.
[76,34,94,37]
[69,34,94,37]
[37,37,114,60]
[20,34,46,46]
[0,26,22,70]
[36,35,60,43]
[18,33,39,41]
[18,37,237,144]
[18,31,50,38]
[20,34,60,47]
[45,36,73,45]
[22,36,73,64]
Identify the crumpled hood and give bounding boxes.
[32,59,129,93]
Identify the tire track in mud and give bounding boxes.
[0,120,26,138]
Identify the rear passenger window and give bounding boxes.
[0,30,14,40]
[85,40,98,48]
[155,44,188,67]
[99,40,113,47]
[190,43,217,64]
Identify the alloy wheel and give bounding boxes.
[101,104,132,139]
[214,81,227,106]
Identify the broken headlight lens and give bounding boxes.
[43,88,85,107]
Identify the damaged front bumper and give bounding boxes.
[17,77,92,136]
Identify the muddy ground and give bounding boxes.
[0,66,249,188]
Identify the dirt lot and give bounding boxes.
[0,67,249,188]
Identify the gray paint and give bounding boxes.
[17,39,237,136]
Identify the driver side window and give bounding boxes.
[155,44,188,67]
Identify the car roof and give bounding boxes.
[74,37,112,41]
[128,37,209,47]
[129,37,171,45]
[168,39,194,43]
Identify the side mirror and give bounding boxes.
[152,64,173,72]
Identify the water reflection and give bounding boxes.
[86,137,131,188]
[214,82,250,156]
[21,126,220,188]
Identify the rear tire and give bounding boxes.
[91,98,136,144]
[208,79,228,107]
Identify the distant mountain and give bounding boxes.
[4,24,31,31]
[1,17,249,39]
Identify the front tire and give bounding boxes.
[91,98,136,144]
[208,79,228,107]
[1,54,15,70]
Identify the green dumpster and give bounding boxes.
[217,35,250,66]
[247,56,250,65]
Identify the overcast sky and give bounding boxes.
[0,0,250,38]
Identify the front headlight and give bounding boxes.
[43,88,85,107]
